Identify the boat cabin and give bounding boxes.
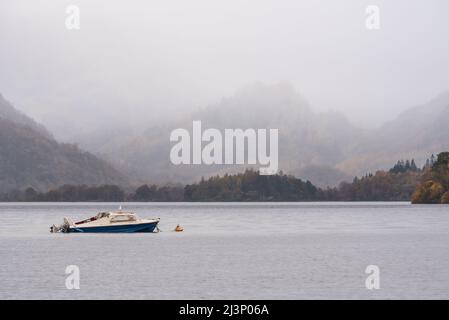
[75,211,138,225]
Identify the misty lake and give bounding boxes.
[1,202,449,299]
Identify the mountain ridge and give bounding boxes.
[4,83,448,191]
[0,93,129,193]
[81,82,361,187]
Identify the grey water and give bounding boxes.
[0,202,449,300]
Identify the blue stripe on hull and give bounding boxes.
[69,221,158,233]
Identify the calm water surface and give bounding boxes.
[0,202,448,299]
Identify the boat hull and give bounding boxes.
[69,221,159,233]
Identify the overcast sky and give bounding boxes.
[1,0,449,131]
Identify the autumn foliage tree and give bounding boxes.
[412,152,449,204]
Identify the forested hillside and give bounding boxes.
[412,152,449,204]
[0,93,129,193]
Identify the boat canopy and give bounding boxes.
[108,211,137,222]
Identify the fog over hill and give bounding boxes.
[4,1,449,132]
[1,82,449,191]
[72,83,360,187]
[0,94,129,193]
[2,1,448,188]
[338,91,449,176]
[0,94,50,138]
[68,82,449,188]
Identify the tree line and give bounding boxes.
[1,154,447,202]
[0,184,184,202]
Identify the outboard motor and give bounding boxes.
[50,217,73,233]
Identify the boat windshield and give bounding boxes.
[110,213,137,222]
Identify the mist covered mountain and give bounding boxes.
[5,83,447,192]
[82,83,449,188]
[338,92,449,176]
[83,82,359,187]
[0,94,51,138]
[0,94,129,193]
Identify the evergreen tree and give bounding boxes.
[410,159,418,171]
